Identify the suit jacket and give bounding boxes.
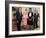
[34,13,39,23]
[16,11,22,21]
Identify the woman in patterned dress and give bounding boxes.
[21,8,29,30]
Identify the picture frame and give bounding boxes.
[5,1,45,37]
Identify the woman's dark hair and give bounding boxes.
[29,8,32,13]
[12,7,16,11]
[29,8,32,10]
[13,13,16,16]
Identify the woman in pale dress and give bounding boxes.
[22,13,28,26]
[21,8,29,30]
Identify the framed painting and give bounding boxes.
[5,1,45,37]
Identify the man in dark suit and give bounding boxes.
[34,11,39,28]
[16,8,22,31]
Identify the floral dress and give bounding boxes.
[22,14,28,25]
